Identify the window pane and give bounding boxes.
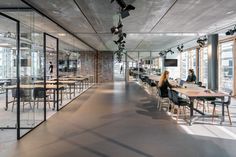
[219,41,234,92]
[199,47,208,85]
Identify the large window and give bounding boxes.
[189,49,196,73]
[219,41,234,92]
[199,47,208,85]
[180,51,188,80]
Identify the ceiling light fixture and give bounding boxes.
[225,25,236,36]
[197,36,207,48]
[226,11,234,15]
[58,33,66,37]
[111,0,135,19]
[177,44,184,52]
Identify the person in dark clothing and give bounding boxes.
[158,70,173,97]
[49,62,53,74]
[186,69,196,83]
[120,65,123,74]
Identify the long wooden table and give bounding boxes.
[34,80,77,99]
[4,84,64,111]
[173,87,228,125]
[58,77,88,90]
[147,75,160,82]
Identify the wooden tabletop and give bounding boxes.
[51,77,87,81]
[34,80,76,84]
[148,75,160,82]
[172,87,228,98]
[5,84,65,90]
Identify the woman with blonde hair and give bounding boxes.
[158,70,173,97]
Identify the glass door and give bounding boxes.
[0,13,18,133]
[19,21,45,138]
[44,33,59,118]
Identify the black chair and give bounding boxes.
[195,84,214,113]
[211,91,232,125]
[33,88,51,109]
[147,79,156,95]
[168,88,174,114]
[12,88,32,112]
[157,88,170,111]
[171,90,189,122]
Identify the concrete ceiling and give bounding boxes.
[1,0,236,52]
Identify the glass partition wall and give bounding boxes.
[0,10,96,139]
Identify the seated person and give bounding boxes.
[158,70,174,97]
[186,69,196,83]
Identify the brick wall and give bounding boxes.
[79,51,114,83]
[79,52,96,77]
[97,51,114,83]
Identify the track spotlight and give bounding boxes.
[177,44,184,52]
[111,0,135,11]
[111,0,135,19]
[225,25,236,36]
[159,51,166,57]
[167,49,174,55]
[111,24,123,34]
[170,50,174,55]
[197,36,207,48]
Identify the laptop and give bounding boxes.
[179,80,185,86]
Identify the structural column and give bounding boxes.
[125,51,129,83]
[207,34,219,90]
[196,48,200,82]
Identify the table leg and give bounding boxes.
[69,85,72,99]
[53,89,55,110]
[60,89,62,105]
[5,88,8,111]
[221,98,225,124]
[189,100,194,125]
[74,84,76,97]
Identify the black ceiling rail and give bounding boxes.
[150,0,178,32]
[73,0,110,51]
[21,0,97,51]
[0,7,32,12]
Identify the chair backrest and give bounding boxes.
[168,88,172,101]
[171,90,179,105]
[157,88,162,97]
[33,88,45,99]
[12,88,29,98]
[225,91,233,105]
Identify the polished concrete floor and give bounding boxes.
[2,81,236,157]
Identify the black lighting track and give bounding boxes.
[20,0,97,51]
[0,7,32,12]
